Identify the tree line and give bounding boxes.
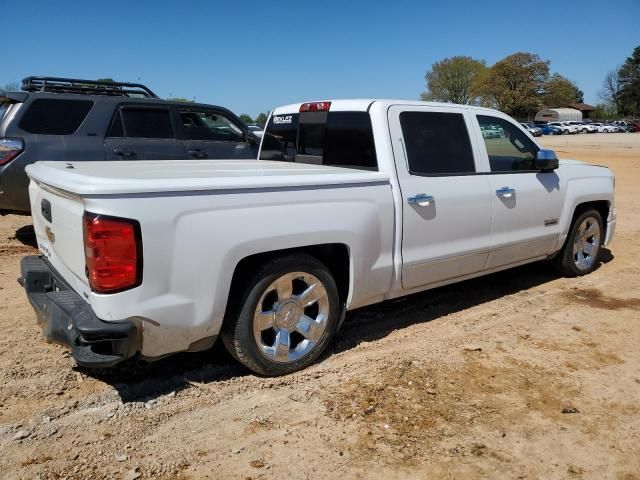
[239,113,269,126]
[420,53,583,118]
[421,46,640,120]
[599,46,640,118]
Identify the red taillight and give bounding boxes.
[299,102,331,113]
[0,138,24,166]
[83,213,142,293]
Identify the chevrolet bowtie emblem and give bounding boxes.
[45,226,56,244]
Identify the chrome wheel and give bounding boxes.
[573,217,601,271]
[253,272,329,364]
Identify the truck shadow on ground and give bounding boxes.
[80,250,613,403]
[13,224,37,248]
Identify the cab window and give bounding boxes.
[399,111,475,175]
[477,115,538,172]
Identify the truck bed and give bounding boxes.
[26,160,390,195]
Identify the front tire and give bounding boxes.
[221,254,340,376]
[554,209,603,277]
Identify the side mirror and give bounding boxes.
[245,130,259,145]
[535,149,558,171]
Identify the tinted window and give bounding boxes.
[121,108,174,139]
[0,102,10,121]
[298,114,325,157]
[260,113,299,161]
[107,111,124,137]
[477,115,538,172]
[399,111,475,175]
[260,111,377,171]
[179,109,244,142]
[324,112,377,170]
[19,98,93,135]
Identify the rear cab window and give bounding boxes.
[108,106,175,139]
[260,108,377,171]
[399,111,475,175]
[19,98,94,135]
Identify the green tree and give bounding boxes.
[96,78,115,83]
[473,52,550,117]
[592,103,619,121]
[167,97,193,102]
[618,45,640,116]
[420,56,486,104]
[254,112,269,125]
[239,114,253,124]
[543,73,581,107]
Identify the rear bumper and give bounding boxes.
[18,255,139,367]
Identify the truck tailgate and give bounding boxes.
[28,180,89,295]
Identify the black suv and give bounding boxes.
[0,77,259,213]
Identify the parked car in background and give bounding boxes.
[20,99,616,375]
[0,76,259,213]
[520,122,542,137]
[567,121,596,134]
[591,123,616,133]
[481,125,501,138]
[548,121,577,135]
[539,124,562,135]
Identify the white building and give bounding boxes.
[535,108,583,122]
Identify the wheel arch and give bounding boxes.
[558,198,610,251]
[226,243,352,312]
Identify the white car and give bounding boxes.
[591,123,617,133]
[548,121,578,134]
[20,99,616,376]
[567,121,597,134]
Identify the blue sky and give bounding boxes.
[2,0,639,117]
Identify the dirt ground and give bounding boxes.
[1,133,639,480]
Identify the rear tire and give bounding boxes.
[221,254,340,376]
[554,209,603,277]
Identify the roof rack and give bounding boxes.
[21,76,159,99]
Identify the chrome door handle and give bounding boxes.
[407,194,434,206]
[496,187,515,198]
[113,148,135,157]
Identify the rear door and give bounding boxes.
[388,105,493,289]
[177,107,256,159]
[104,105,187,160]
[472,113,564,269]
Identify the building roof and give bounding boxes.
[567,103,596,111]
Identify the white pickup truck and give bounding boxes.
[19,100,616,376]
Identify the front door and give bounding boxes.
[473,114,564,269]
[177,108,257,160]
[388,106,493,289]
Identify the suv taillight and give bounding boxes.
[0,138,24,166]
[83,212,142,293]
